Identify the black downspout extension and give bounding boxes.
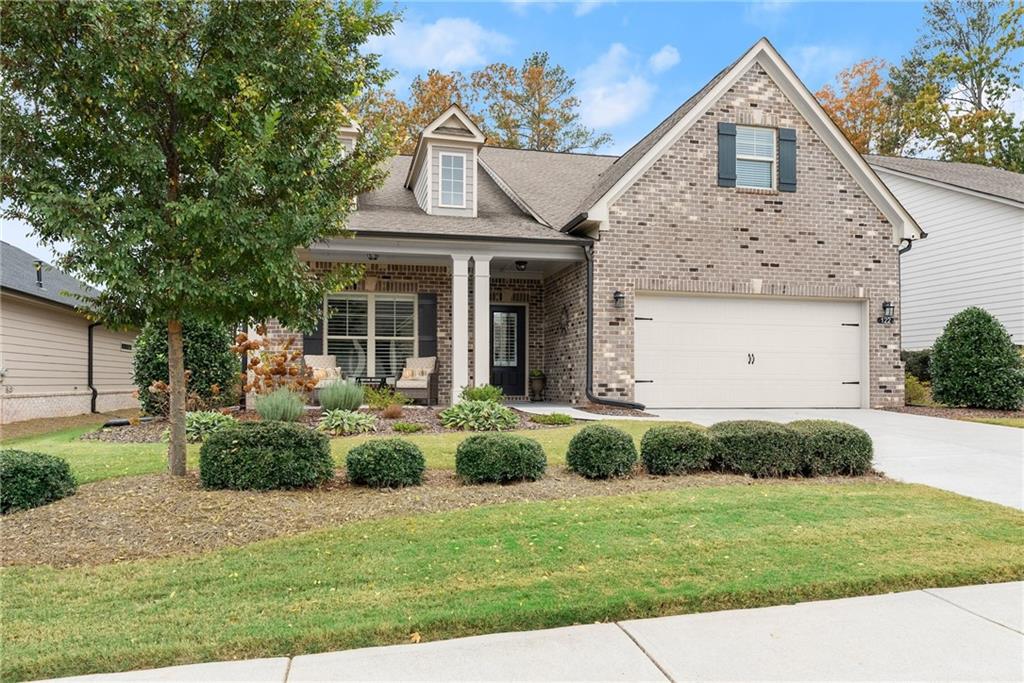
[87,322,100,413]
[584,243,646,410]
[898,238,914,255]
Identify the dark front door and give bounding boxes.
[490,304,526,396]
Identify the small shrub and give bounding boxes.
[0,450,77,514]
[382,403,404,419]
[708,421,803,478]
[455,433,546,484]
[199,422,333,490]
[318,409,377,436]
[640,424,712,475]
[529,412,573,426]
[393,421,425,433]
[346,438,425,488]
[789,420,873,476]
[901,349,932,383]
[163,410,238,443]
[440,400,519,431]
[931,307,1024,410]
[365,386,411,411]
[905,374,929,406]
[254,388,305,422]
[459,384,504,403]
[318,380,363,411]
[565,423,637,479]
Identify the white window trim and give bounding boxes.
[438,151,467,208]
[324,292,418,377]
[735,125,776,190]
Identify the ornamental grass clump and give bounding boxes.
[455,433,547,484]
[0,450,77,514]
[346,439,425,488]
[440,400,519,431]
[317,380,363,411]
[254,388,305,422]
[199,422,333,490]
[565,423,637,479]
[708,420,803,478]
[640,424,712,475]
[318,409,377,436]
[789,420,873,476]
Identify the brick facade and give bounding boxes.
[592,62,903,408]
[543,262,588,404]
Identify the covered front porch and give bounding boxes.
[300,235,589,404]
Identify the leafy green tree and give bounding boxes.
[931,307,1024,410]
[2,0,396,474]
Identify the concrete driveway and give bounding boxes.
[648,408,1024,509]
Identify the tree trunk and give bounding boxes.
[167,319,187,476]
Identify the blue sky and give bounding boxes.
[0,1,953,263]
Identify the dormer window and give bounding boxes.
[439,152,466,207]
[735,126,775,189]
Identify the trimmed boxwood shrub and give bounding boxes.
[789,420,874,476]
[708,421,803,478]
[455,433,547,483]
[640,424,712,475]
[199,422,333,490]
[1,450,77,514]
[346,438,425,488]
[565,423,637,479]
[931,307,1024,410]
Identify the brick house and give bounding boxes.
[275,38,923,409]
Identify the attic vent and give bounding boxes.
[33,260,44,288]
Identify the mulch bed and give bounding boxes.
[886,406,1024,421]
[0,468,886,568]
[577,403,657,418]
[79,407,566,443]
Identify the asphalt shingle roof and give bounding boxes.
[1,241,97,309]
[866,155,1024,206]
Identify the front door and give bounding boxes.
[490,304,526,396]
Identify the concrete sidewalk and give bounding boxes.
[45,582,1024,682]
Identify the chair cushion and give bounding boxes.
[312,367,341,382]
[405,356,436,372]
[396,378,429,389]
[305,355,337,369]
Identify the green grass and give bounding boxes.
[4,481,1023,681]
[2,420,676,484]
[967,417,1024,429]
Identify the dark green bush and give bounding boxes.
[901,349,932,383]
[529,412,573,426]
[931,307,1024,410]
[565,423,637,479]
[789,420,874,476]
[133,318,239,415]
[199,422,333,490]
[708,421,803,478]
[640,424,712,475]
[346,438,425,488]
[459,384,504,402]
[0,450,77,514]
[455,433,547,484]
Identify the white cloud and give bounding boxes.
[366,18,512,71]
[578,43,656,129]
[574,1,608,17]
[789,44,858,85]
[743,0,793,26]
[648,45,680,73]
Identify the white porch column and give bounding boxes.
[472,255,492,388]
[451,254,471,403]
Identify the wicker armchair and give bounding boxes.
[395,356,438,406]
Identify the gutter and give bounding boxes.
[87,321,100,413]
[583,243,646,411]
[898,238,914,255]
[562,212,589,233]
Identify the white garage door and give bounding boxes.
[634,295,865,408]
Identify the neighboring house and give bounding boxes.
[866,156,1024,350]
[270,38,922,409]
[0,241,137,424]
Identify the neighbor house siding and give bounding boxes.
[874,170,1024,349]
[594,62,903,408]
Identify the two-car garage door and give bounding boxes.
[634,295,865,408]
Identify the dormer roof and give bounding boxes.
[403,103,485,189]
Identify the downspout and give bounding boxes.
[584,243,646,410]
[898,238,913,255]
[87,322,100,413]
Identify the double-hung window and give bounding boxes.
[439,152,466,207]
[735,126,776,189]
[325,293,416,378]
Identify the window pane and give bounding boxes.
[736,159,773,188]
[375,297,415,338]
[328,338,368,377]
[492,312,517,367]
[326,296,367,337]
[440,154,464,205]
[375,339,414,377]
[736,127,774,158]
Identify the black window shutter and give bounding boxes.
[302,306,324,355]
[779,128,797,192]
[717,122,737,187]
[417,294,437,358]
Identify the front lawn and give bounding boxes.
[4,481,1023,681]
[968,417,1024,429]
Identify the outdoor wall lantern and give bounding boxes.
[515,260,528,272]
[877,301,895,324]
[613,290,626,309]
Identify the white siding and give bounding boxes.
[878,171,1024,349]
[414,151,431,213]
[430,145,475,217]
